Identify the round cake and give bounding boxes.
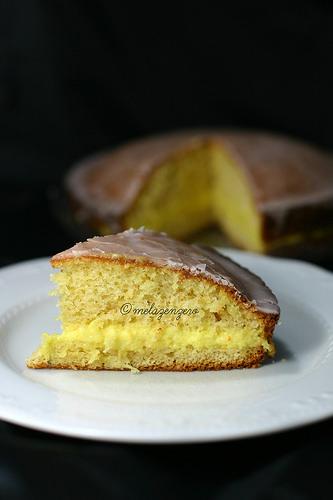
[66,130,333,258]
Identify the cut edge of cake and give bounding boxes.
[27,229,280,372]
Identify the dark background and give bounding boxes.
[2,1,333,261]
[1,2,333,499]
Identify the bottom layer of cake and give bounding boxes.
[27,343,268,371]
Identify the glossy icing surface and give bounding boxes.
[52,228,280,315]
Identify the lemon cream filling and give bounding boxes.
[34,317,273,364]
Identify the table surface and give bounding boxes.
[1,183,332,500]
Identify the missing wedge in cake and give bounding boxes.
[27,229,280,371]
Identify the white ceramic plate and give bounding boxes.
[0,251,333,443]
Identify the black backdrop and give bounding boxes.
[1,2,333,499]
[2,1,333,184]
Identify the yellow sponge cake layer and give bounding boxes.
[27,229,279,371]
[211,146,264,252]
[125,146,214,239]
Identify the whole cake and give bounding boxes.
[66,130,333,258]
[27,228,280,371]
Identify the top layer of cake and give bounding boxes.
[51,228,280,315]
[67,129,333,219]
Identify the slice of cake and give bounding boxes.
[27,229,280,371]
